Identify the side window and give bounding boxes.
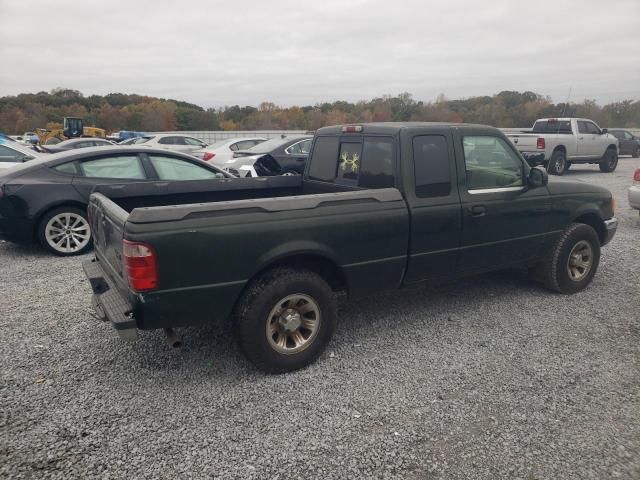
[0,145,23,162]
[577,121,589,134]
[463,136,524,191]
[360,138,394,188]
[74,141,92,149]
[80,155,146,179]
[235,140,257,150]
[300,139,312,154]
[286,141,304,154]
[308,136,340,181]
[229,143,239,151]
[148,155,217,180]
[413,135,451,198]
[158,137,175,145]
[184,137,204,146]
[624,132,634,140]
[54,162,78,174]
[585,122,600,134]
[336,142,362,185]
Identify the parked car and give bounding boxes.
[133,134,208,154]
[505,118,619,175]
[0,146,230,256]
[0,140,41,169]
[629,168,640,215]
[41,137,115,153]
[223,135,313,176]
[608,129,640,157]
[83,122,617,373]
[193,137,267,164]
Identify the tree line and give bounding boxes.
[0,88,638,135]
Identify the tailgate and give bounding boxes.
[88,192,130,294]
[505,133,539,151]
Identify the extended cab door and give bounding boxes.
[453,128,550,273]
[577,120,604,158]
[402,128,462,283]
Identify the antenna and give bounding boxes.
[557,87,572,133]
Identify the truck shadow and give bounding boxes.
[146,267,545,377]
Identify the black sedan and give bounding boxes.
[224,135,313,176]
[42,137,115,153]
[0,146,230,256]
[609,129,640,157]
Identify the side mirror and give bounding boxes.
[528,166,548,188]
[601,128,608,134]
[22,155,35,162]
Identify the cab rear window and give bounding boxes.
[308,136,394,188]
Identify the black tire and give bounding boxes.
[37,206,93,256]
[632,146,639,158]
[538,223,600,294]
[234,267,337,373]
[547,150,567,175]
[565,161,571,170]
[599,148,618,172]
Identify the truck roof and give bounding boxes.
[316,122,501,135]
[535,118,597,122]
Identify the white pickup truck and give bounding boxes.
[505,118,619,175]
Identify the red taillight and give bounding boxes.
[123,239,158,292]
[536,137,546,150]
[341,125,363,133]
[634,168,640,183]
[203,152,215,161]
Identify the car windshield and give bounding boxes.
[242,137,306,153]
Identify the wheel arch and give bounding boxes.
[552,145,567,154]
[572,212,606,245]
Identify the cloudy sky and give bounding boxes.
[1,0,639,107]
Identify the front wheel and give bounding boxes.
[547,150,567,175]
[37,207,92,256]
[537,223,600,294]
[632,146,639,158]
[234,267,337,373]
[599,149,618,172]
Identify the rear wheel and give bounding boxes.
[632,146,640,158]
[37,207,92,256]
[536,223,600,294]
[547,150,567,175]
[599,148,618,172]
[234,267,337,373]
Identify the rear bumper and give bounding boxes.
[82,258,138,341]
[521,151,546,165]
[602,217,618,246]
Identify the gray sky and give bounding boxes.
[1,0,639,107]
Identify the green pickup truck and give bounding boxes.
[83,123,618,373]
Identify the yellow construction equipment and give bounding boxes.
[36,117,106,145]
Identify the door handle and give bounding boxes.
[469,205,486,217]
[578,136,584,140]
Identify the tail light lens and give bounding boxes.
[536,137,546,149]
[123,240,158,292]
[203,152,215,161]
[634,168,640,183]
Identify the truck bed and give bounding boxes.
[88,175,410,331]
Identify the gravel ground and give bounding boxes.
[1,158,639,480]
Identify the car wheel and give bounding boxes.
[565,161,571,170]
[539,223,600,294]
[234,267,337,373]
[599,148,618,172]
[632,146,640,158]
[37,207,92,256]
[547,150,567,175]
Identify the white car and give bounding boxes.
[134,134,208,154]
[193,137,267,165]
[629,168,640,215]
[0,140,40,169]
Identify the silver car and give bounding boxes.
[134,134,208,154]
[0,140,41,170]
[193,137,267,164]
[629,168,640,215]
